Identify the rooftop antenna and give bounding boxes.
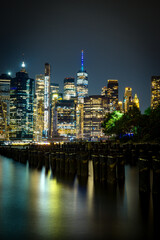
[81,50,84,71]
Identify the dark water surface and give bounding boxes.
[0,155,159,240]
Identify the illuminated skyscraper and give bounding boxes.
[34,74,45,141]
[63,77,76,100]
[83,95,108,139]
[124,87,132,112]
[44,63,51,138]
[10,62,35,140]
[77,50,88,103]
[55,100,76,139]
[50,83,61,138]
[0,74,11,140]
[151,76,160,109]
[76,50,88,138]
[107,79,118,112]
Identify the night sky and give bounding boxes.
[1,0,160,113]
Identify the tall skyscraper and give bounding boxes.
[50,83,60,138]
[77,50,88,103]
[0,74,11,140]
[107,79,118,112]
[76,50,88,139]
[63,77,76,100]
[124,87,132,112]
[10,62,35,140]
[34,74,45,141]
[151,76,160,109]
[44,63,51,138]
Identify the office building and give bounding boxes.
[77,50,88,103]
[0,74,11,140]
[34,74,45,141]
[55,100,76,138]
[124,87,132,112]
[9,62,34,140]
[83,95,108,140]
[107,79,118,112]
[63,77,76,100]
[44,63,51,138]
[151,76,160,109]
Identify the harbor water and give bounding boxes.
[0,154,159,240]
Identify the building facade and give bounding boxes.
[107,79,118,112]
[151,76,160,109]
[124,87,132,112]
[0,74,11,141]
[55,100,76,139]
[34,74,45,141]
[44,63,51,138]
[9,62,35,140]
[63,77,76,100]
[83,95,108,140]
[77,50,88,104]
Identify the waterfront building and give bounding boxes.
[83,95,108,140]
[44,63,51,138]
[77,50,88,103]
[63,77,76,100]
[55,100,76,139]
[9,62,34,140]
[0,74,11,141]
[107,79,118,112]
[151,76,160,109]
[34,74,45,141]
[124,87,132,112]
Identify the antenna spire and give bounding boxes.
[81,50,84,71]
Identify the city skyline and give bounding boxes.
[1,0,160,113]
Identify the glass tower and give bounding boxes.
[77,50,88,103]
[43,63,50,138]
[10,62,35,140]
[0,74,11,140]
[63,77,76,100]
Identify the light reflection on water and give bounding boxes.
[0,155,159,240]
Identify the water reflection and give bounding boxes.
[0,155,158,240]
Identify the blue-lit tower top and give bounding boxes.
[77,50,88,103]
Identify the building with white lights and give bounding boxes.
[43,63,51,138]
[9,62,35,140]
[0,74,11,141]
[151,76,160,109]
[63,77,76,100]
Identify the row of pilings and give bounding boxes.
[0,142,160,193]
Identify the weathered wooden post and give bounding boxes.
[138,149,150,193]
[152,153,160,195]
[117,153,125,182]
[99,154,107,184]
[107,151,117,184]
[92,155,100,182]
